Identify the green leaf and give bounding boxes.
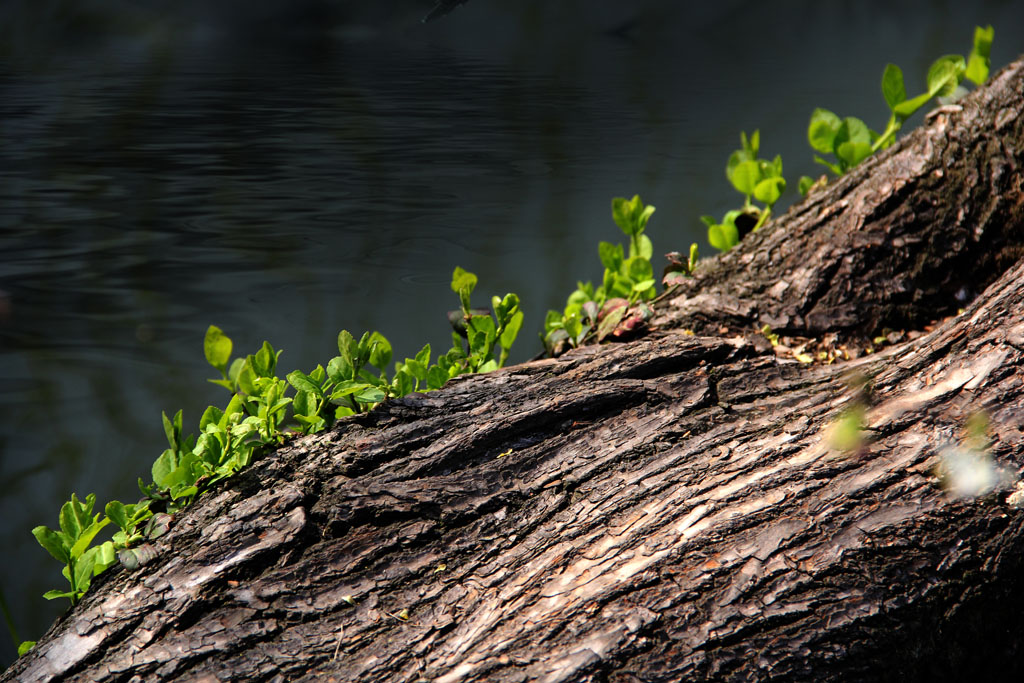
[17,641,35,657]
[631,279,656,293]
[105,500,128,532]
[611,196,634,234]
[228,357,245,384]
[468,329,489,358]
[927,54,966,97]
[287,370,323,397]
[59,493,94,542]
[965,25,994,85]
[891,89,932,118]
[636,204,655,233]
[268,397,293,416]
[499,310,524,351]
[32,526,70,564]
[128,500,152,522]
[634,233,653,261]
[237,362,258,396]
[94,541,117,574]
[351,332,371,369]
[70,518,110,560]
[708,219,739,252]
[596,305,627,342]
[807,108,841,154]
[881,63,906,110]
[392,369,414,397]
[414,343,431,367]
[292,389,313,418]
[138,478,157,501]
[294,415,326,433]
[725,149,744,182]
[626,256,654,284]
[221,394,245,428]
[337,330,357,365]
[699,215,716,228]
[327,355,354,385]
[152,449,176,488]
[368,332,393,372]
[451,267,477,314]
[836,141,873,167]
[450,266,478,297]
[230,419,257,440]
[566,284,594,308]
[170,483,199,502]
[798,175,815,196]
[199,405,224,432]
[753,177,785,206]
[353,387,386,404]
[468,313,496,341]
[161,411,176,451]
[598,241,623,272]
[836,117,871,146]
[404,359,428,382]
[728,159,761,195]
[59,501,80,541]
[563,314,582,343]
[611,195,654,236]
[493,293,518,324]
[604,269,630,299]
[972,25,994,59]
[74,547,97,591]
[252,342,277,377]
[80,493,96,517]
[330,380,374,399]
[203,325,233,372]
[197,435,223,469]
[965,54,988,86]
[426,365,448,391]
[42,590,77,601]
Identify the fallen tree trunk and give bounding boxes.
[5,56,1024,683]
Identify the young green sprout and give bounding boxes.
[705,130,786,252]
[544,195,660,354]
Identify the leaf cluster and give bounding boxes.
[449,266,525,373]
[703,130,786,252]
[802,25,993,187]
[31,494,152,607]
[544,195,689,355]
[28,268,522,627]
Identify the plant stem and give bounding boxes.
[872,114,902,153]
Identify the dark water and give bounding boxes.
[1,0,1021,664]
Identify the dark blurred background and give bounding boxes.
[2,0,1022,666]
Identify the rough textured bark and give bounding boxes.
[5,56,1024,683]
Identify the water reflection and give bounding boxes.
[1,0,1022,665]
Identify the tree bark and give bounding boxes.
[5,56,1024,683]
